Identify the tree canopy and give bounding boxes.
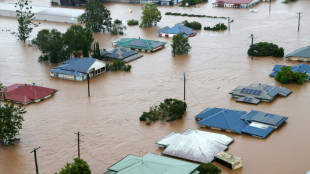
[140,3,161,27]
[275,66,308,84]
[182,20,202,30]
[247,42,284,57]
[63,25,94,57]
[55,158,91,174]
[197,162,221,174]
[110,19,126,35]
[0,103,26,146]
[171,33,191,55]
[139,98,187,125]
[78,0,112,33]
[12,0,39,42]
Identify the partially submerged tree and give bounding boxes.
[140,3,161,27]
[171,33,191,55]
[275,66,308,84]
[182,20,202,30]
[247,42,284,57]
[32,29,70,63]
[55,158,91,174]
[63,25,94,57]
[110,19,126,35]
[0,103,26,146]
[12,0,39,42]
[92,42,101,59]
[197,162,221,174]
[78,0,112,33]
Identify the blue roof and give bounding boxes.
[270,63,310,78]
[195,107,223,120]
[157,24,196,37]
[63,58,80,64]
[242,110,288,128]
[55,58,97,73]
[50,68,86,76]
[197,108,247,134]
[241,125,274,138]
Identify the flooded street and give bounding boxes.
[0,0,310,173]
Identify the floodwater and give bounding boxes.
[0,0,310,173]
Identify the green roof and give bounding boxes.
[113,38,166,51]
[107,153,199,174]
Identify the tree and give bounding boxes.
[140,3,161,27]
[63,25,94,57]
[247,42,284,57]
[78,0,112,33]
[92,42,101,59]
[0,103,26,146]
[182,20,202,30]
[110,19,126,35]
[32,29,70,63]
[197,162,221,174]
[55,158,91,174]
[12,0,39,42]
[171,33,191,55]
[275,66,308,84]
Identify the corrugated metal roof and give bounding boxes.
[113,38,166,51]
[285,46,310,58]
[241,123,274,138]
[50,68,86,76]
[242,110,288,128]
[198,109,247,134]
[270,63,310,79]
[60,58,96,73]
[157,24,196,37]
[107,153,199,174]
[214,0,254,4]
[101,47,143,62]
[195,107,223,120]
[156,129,233,163]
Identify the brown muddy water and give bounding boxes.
[0,0,310,174]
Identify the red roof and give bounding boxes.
[1,84,57,104]
[213,0,253,4]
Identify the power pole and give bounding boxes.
[75,132,83,158]
[31,147,40,174]
[183,73,186,101]
[269,0,271,14]
[250,34,254,47]
[228,17,230,31]
[87,73,90,97]
[297,12,302,32]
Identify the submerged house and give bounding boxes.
[270,63,310,80]
[212,0,260,8]
[156,129,233,162]
[112,38,166,52]
[229,83,292,104]
[104,153,199,174]
[100,47,143,62]
[157,24,197,38]
[285,46,310,62]
[0,83,57,105]
[50,58,106,81]
[196,107,288,138]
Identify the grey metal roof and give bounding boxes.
[156,129,233,163]
[229,83,291,104]
[101,47,143,63]
[285,46,310,58]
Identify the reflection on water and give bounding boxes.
[0,1,310,174]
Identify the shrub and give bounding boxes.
[275,66,308,84]
[139,98,187,125]
[182,20,201,30]
[106,60,132,72]
[169,1,174,5]
[197,163,221,174]
[204,23,227,31]
[127,19,139,26]
[247,42,284,57]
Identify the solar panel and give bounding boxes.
[280,88,291,95]
[243,97,253,103]
[129,40,147,47]
[267,87,280,97]
[263,85,273,91]
[121,51,137,58]
[120,48,128,52]
[249,89,254,94]
[241,88,246,93]
[251,113,284,126]
[257,90,262,95]
[150,41,164,48]
[107,53,118,58]
[112,49,117,53]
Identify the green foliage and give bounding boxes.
[275,66,308,84]
[12,0,39,42]
[182,20,201,30]
[78,0,112,33]
[32,29,70,63]
[282,0,296,3]
[197,163,221,174]
[63,25,94,57]
[55,158,91,174]
[140,3,161,27]
[181,0,207,6]
[127,19,139,26]
[139,98,187,125]
[247,42,284,57]
[106,60,131,72]
[171,33,191,55]
[165,12,226,19]
[110,19,126,35]
[204,23,227,31]
[0,103,26,146]
[92,42,101,59]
